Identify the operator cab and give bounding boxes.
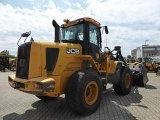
[60,17,108,62]
[138,57,152,63]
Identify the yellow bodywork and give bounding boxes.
[101,51,118,75]
[8,17,118,98]
[62,17,101,28]
[9,42,83,97]
[145,62,157,71]
[8,42,118,97]
[137,57,158,72]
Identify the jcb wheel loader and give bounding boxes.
[137,57,160,72]
[8,17,148,115]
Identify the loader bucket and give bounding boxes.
[129,63,149,86]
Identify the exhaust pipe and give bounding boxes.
[52,20,60,42]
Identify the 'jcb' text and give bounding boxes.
[66,48,80,54]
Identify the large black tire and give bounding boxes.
[155,67,160,73]
[35,96,57,101]
[113,67,133,95]
[132,72,146,86]
[65,69,103,116]
[132,64,148,87]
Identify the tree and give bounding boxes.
[127,55,131,59]
[1,50,10,56]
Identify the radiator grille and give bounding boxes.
[16,42,32,79]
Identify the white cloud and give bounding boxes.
[0,1,63,55]
[61,0,72,6]
[102,25,160,55]
[84,0,160,56]
[0,0,160,56]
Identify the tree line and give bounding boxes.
[0,50,15,58]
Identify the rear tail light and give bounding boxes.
[35,83,42,89]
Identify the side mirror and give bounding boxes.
[21,31,31,37]
[105,26,109,34]
[17,31,31,46]
[114,46,121,52]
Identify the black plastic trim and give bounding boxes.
[46,48,59,73]
[16,42,32,79]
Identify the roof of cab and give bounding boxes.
[62,17,101,28]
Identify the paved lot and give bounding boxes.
[0,71,160,120]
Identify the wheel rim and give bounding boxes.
[125,74,131,88]
[84,81,98,105]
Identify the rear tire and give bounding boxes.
[35,96,57,101]
[65,69,103,116]
[113,67,132,95]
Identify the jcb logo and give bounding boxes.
[66,48,80,54]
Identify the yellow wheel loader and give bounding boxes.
[138,57,160,72]
[8,17,148,115]
[0,53,10,72]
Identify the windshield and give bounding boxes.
[138,58,151,63]
[144,58,151,62]
[61,24,83,41]
[138,58,142,62]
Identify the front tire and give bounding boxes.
[113,67,132,95]
[65,69,103,115]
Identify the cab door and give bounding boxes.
[88,23,102,63]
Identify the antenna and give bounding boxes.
[63,15,74,23]
[69,15,74,21]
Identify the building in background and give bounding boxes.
[131,45,160,59]
[136,47,142,58]
[131,49,137,59]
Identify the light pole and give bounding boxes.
[145,40,149,46]
[144,40,149,57]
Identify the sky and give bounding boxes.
[0,0,160,57]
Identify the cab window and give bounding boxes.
[62,24,84,41]
[89,23,100,46]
